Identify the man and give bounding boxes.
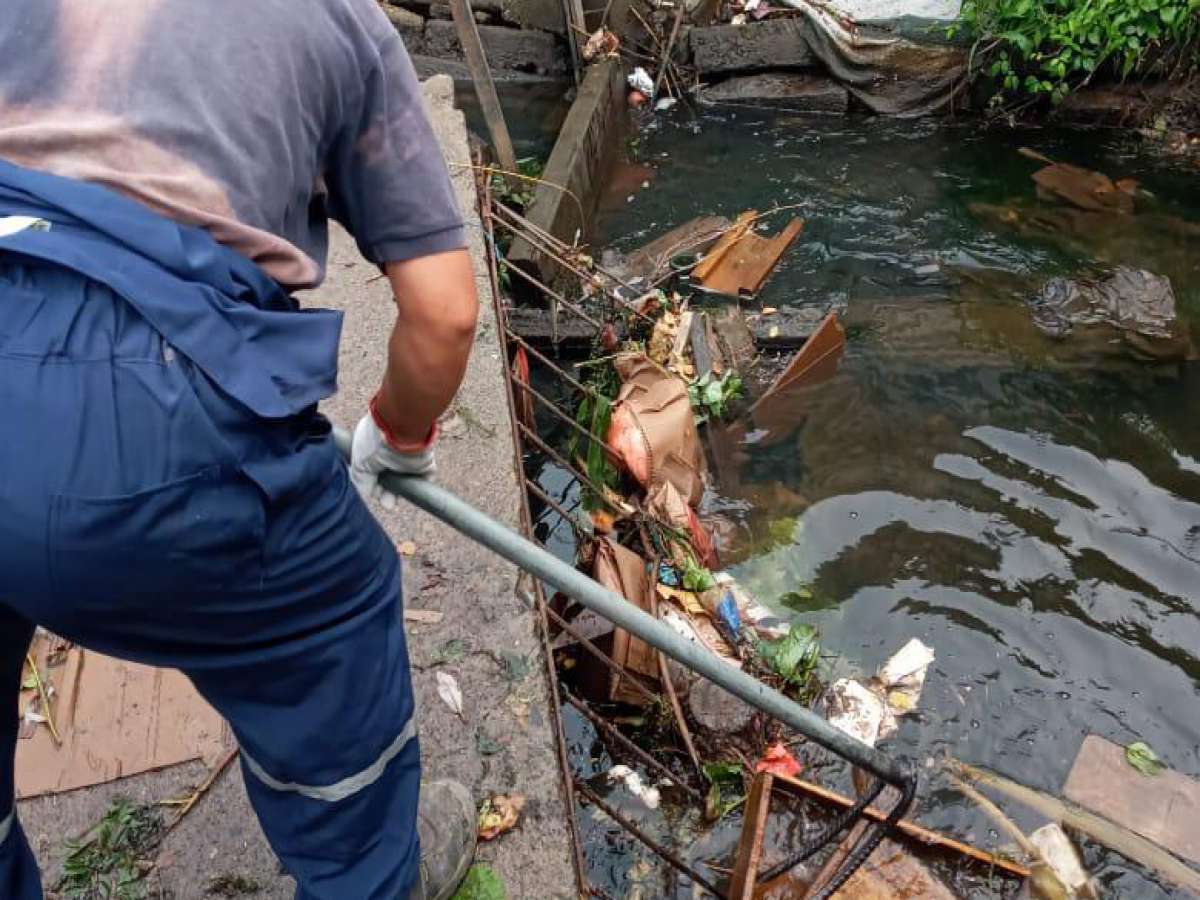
[0,2,481,898]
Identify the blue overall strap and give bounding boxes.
[0,159,343,419]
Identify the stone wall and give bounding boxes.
[383,0,571,78]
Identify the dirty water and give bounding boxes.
[533,111,1200,898]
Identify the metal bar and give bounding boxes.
[503,330,596,397]
[492,205,656,324]
[564,694,701,802]
[575,780,724,898]
[515,421,625,517]
[332,427,913,788]
[512,377,623,462]
[525,478,585,536]
[482,184,589,894]
[499,256,607,332]
[541,599,662,705]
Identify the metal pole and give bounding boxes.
[333,428,912,789]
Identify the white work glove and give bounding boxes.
[350,409,436,510]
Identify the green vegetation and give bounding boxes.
[489,157,545,212]
[566,359,622,512]
[688,372,743,425]
[701,761,746,820]
[61,798,163,900]
[952,0,1199,107]
[451,865,507,900]
[757,624,821,691]
[1125,740,1166,776]
[681,556,717,592]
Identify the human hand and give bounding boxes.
[349,410,436,510]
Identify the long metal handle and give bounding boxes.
[333,427,912,788]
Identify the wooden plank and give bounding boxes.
[1064,735,1200,866]
[771,774,1031,879]
[699,218,804,297]
[450,0,518,174]
[692,211,756,283]
[728,773,775,900]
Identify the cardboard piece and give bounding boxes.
[17,637,231,799]
[592,538,659,705]
[1063,734,1200,867]
[608,354,706,506]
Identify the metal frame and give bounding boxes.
[333,180,919,896]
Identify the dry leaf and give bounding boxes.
[590,509,616,533]
[478,794,526,841]
[656,584,707,618]
[404,609,444,625]
[436,671,464,719]
[761,307,778,315]
[398,541,417,557]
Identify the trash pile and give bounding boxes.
[610,0,968,119]
[550,210,840,746]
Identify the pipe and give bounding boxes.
[333,427,913,789]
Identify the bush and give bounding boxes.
[952,0,1200,107]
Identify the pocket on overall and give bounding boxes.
[50,464,266,604]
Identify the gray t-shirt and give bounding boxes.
[0,0,465,289]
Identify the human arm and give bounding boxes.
[350,250,479,501]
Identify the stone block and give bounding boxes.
[689,19,816,74]
[500,0,567,35]
[424,21,570,74]
[701,72,848,112]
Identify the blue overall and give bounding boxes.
[0,161,421,899]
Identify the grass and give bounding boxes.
[60,798,164,900]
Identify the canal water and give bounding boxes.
[585,109,1200,896]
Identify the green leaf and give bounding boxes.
[778,588,841,614]
[702,762,745,820]
[452,865,507,900]
[21,674,38,691]
[682,557,716,592]
[1125,741,1165,776]
[757,624,821,687]
[433,639,466,665]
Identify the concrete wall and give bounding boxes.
[508,58,627,285]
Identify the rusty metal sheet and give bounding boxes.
[699,218,804,297]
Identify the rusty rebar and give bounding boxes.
[542,601,662,705]
[565,694,700,802]
[503,329,596,397]
[516,421,626,516]
[511,376,623,462]
[498,256,607,332]
[524,478,586,536]
[482,179,589,894]
[575,780,724,898]
[492,203,657,325]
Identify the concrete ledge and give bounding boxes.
[689,19,816,74]
[508,58,626,285]
[701,72,849,112]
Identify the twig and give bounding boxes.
[24,652,61,746]
[654,3,687,99]
[161,747,239,827]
